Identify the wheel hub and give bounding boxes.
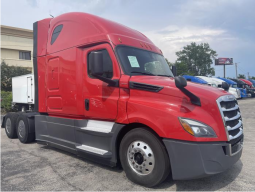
[127,141,155,175]
[6,118,11,134]
[134,152,144,165]
[18,120,26,138]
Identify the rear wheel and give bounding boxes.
[120,128,170,187]
[16,114,35,143]
[5,113,18,138]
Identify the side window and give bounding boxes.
[19,51,31,60]
[51,24,63,45]
[88,49,113,79]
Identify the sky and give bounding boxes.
[1,0,255,78]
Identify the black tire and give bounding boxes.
[4,113,19,138]
[120,128,170,187]
[16,113,35,143]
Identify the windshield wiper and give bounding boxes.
[130,71,156,76]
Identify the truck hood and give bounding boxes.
[130,76,230,102]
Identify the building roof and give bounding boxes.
[1,25,33,39]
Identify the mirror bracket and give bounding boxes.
[179,88,201,106]
[93,74,119,87]
[175,76,201,106]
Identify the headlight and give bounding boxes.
[179,118,217,137]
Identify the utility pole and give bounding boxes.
[235,63,238,78]
[248,72,249,79]
[224,65,226,78]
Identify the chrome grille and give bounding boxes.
[216,95,243,141]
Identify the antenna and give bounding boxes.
[50,14,54,18]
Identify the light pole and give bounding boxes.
[235,62,240,78]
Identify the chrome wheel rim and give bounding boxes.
[127,141,155,175]
[6,118,11,134]
[18,120,26,138]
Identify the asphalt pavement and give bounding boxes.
[1,98,255,191]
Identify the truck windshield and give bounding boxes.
[116,46,174,77]
[232,84,238,88]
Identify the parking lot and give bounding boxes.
[1,98,255,191]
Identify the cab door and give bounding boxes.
[83,44,120,120]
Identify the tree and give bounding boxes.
[237,74,246,79]
[175,61,191,76]
[175,42,217,76]
[250,76,255,80]
[1,61,31,91]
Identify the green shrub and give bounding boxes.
[1,61,31,92]
[1,91,12,112]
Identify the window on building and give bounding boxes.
[88,49,113,79]
[19,51,31,60]
[51,24,63,45]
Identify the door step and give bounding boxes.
[76,145,112,156]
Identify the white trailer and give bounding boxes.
[12,74,34,111]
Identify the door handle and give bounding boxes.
[85,99,89,111]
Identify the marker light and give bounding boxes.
[179,118,217,137]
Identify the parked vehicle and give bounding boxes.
[1,12,243,187]
[248,79,255,87]
[197,76,241,99]
[182,75,208,84]
[239,79,255,97]
[12,74,34,111]
[230,79,250,97]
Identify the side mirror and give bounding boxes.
[171,66,177,76]
[222,82,230,91]
[175,76,187,89]
[91,52,103,76]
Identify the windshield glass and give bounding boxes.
[231,84,238,88]
[116,46,174,77]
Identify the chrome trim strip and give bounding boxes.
[228,140,243,156]
[216,96,231,141]
[220,95,236,102]
[76,145,108,155]
[80,120,114,133]
[227,120,242,131]
[221,104,239,111]
[224,112,241,121]
[229,128,243,140]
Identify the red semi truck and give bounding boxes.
[2,12,243,187]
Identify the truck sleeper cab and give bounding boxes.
[182,75,208,85]
[240,79,255,97]
[196,76,241,99]
[203,77,241,99]
[2,12,243,187]
[217,77,242,99]
[230,78,249,98]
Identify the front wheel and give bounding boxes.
[120,128,170,187]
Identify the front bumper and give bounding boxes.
[163,137,243,180]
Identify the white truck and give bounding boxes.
[12,74,34,111]
[196,76,241,99]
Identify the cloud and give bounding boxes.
[1,0,255,77]
[144,26,228,61]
